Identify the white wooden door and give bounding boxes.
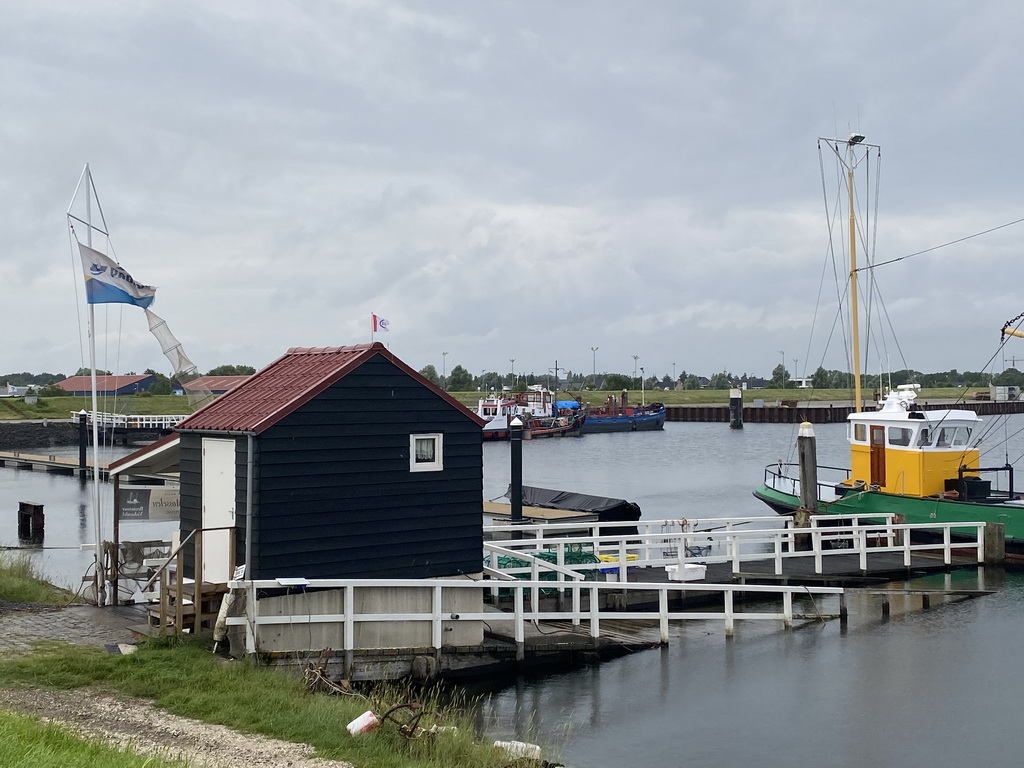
[201,438,236,583]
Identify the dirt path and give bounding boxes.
[0,686,354,768]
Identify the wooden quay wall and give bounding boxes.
[665,399,1024,424]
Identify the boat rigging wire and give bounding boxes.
[856,215,1024,273]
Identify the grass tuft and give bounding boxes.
[0,553,78,605]
[0,710,191,768]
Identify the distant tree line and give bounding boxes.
[8,362,1022,396]
[411,363,1021,392]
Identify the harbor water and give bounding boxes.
[482,421,1024,768]
[2,421,1023,766]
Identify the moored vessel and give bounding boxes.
[477,387,585,440]
[582,391,666,433]
[753,133,1024,556]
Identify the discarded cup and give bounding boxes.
[346,710,380,736]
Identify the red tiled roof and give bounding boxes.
[57,375,150,392]
[176,342,483,434]
[182,375,250,393]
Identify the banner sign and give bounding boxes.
[119,486,180,522]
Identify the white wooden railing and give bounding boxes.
[72,411,188,429]
[224,577,846,655]
[222,516,984,656]
[484,514,987,580]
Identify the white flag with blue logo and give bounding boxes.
[78,242,157,309]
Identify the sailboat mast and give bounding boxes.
[84,164,106,606]
[846,134,865,413]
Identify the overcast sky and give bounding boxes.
[4,1,1024,384]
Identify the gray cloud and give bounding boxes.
[3,1,1024,383]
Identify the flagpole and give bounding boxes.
[85,164,105,606]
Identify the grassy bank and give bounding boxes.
[0,641,526,768]
[0,554,539,767]
[0,552,532,768]
[0,553,79,605]
[0,395,194,422]
[0,711,190,768]
[0,388,973,421]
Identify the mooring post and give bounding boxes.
[77,409,88,479]
[984,522,1005,564]
[510,415,524,540]
[794,422,818,550]
[728,387,743,429]
[17,501,44,542]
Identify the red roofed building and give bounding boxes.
[168,342,485,582]
[56,374,157,397]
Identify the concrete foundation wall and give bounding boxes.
[250,582,484,654]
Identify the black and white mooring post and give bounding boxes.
[510,415,524,525]
[729,388,743,429]
[795,421,819,531]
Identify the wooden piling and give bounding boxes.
[794,422,817,551]
[17,501,44,541]
[984,523,1005,564]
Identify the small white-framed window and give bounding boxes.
[410,433,444,472]
[888,427,913,446]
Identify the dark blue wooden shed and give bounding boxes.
[171,343,485,582]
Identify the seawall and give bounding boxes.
[0,422,79,451]
[665,400,1024,424]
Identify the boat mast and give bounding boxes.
[84,165,106,606]
[846,133,865,413]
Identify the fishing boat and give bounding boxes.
[477,387,586,440]
[582,391,666,433]
[753,134,1024,556]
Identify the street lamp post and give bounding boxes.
[640,366,645,406]
[591,346,599,388]
[509,358,515,390]
[793,358,799,388]
[631,355,639,387]
[779,350,785,389]
[442,352,448,390]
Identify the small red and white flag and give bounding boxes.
[372,313,390,332]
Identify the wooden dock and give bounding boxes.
[0,451,106,478]
[0,451,176,483]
